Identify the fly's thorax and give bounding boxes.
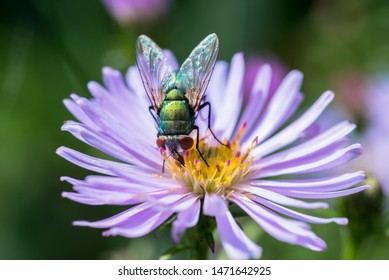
[159,89,194,135]
[165,88,185,100]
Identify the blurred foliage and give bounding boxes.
[1,0,388,259]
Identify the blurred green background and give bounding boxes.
[1,0,388,259]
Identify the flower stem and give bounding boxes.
[342,228,356,260]
[187,214,216,260]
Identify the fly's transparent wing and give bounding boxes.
[178,33,219,111]
[136,35,174,112]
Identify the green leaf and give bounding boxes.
[205,231,215,253]
[159,244,190,260]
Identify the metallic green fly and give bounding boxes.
[136,33,226,168]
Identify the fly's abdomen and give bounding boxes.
[159,100,193,135]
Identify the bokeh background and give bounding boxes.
[1,0,388,259]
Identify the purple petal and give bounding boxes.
[63,174,173,192]
[57,146,116,175]
[72,82,155,142]
[62,121,158,168]
[237,64,271,140]
[101,161,185,190]
[211,53,244,139]
[253,138,348,172]
[102,195,198,238]
[56,146,155,175]
[149,193,199,212]
[167,195,199,212]
[231,193,327,251]
[206,62,228,108]
[256,121,356,169]
[200,61,228,134]
[254,143,362,177]
[203,192,226,216]
[250,91,334,158]
[125,66,152,104]
[239,185,328,209]
[204,193,262,259]
[103,211,173,238]
[62,175,161,205]
[61,192,105,205]
[246,70,303,144]
[73,97,160,169]
[248,171,366,192]
[102,67,131,100]
[63,187,142,205]
[74,201,156,228]
[251,196,348,225]
[172,199,200,243]
[279,185,370,199]
[86,69,156,140]
[63,95,98,130]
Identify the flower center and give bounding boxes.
[165,123,255,197]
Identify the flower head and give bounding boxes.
[58,50,369,259]
[359,78,389,195]
[102,0,170,25]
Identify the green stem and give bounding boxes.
[189,233,209,260]
[342,228,357,260]
[187,214,216,260]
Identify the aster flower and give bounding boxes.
[358,78,389,196]
[58,40,369,259]
[102,0,170,25]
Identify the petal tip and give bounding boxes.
[102,230,115,237]
[102,66,114,75]
[56,146,65,155]
[73,220,87,227]
[324,90,335,99]
[338,218,349,225]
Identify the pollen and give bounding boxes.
[165,123,254,197]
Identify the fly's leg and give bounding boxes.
[193,125,209,167]
[148,106,158,123]
[162,158,165,173]
[198,102,228,147]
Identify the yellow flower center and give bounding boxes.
[165,124,255,197]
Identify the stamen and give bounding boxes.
[251,136,258,147]
[164,123,253,197]
[215,162,221,172]
[224,190,235,200]
[236,122,247,139]
[194,158,202,175]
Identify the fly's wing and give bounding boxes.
[136,35,174,112]
[178,33,219,112]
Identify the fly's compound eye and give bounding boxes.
[156,137,166,150]
[179,136,194,150]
